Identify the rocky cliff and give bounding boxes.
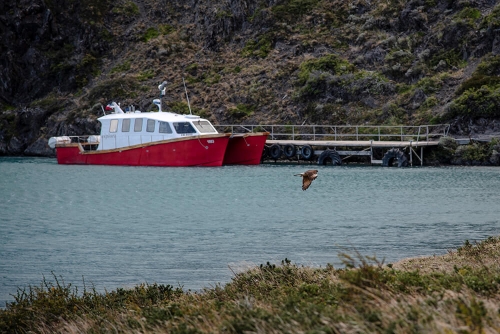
[1,0,500,157]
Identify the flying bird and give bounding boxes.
[294,169,318,191]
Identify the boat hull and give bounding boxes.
[55,134,231,167]
[223,132,269,165]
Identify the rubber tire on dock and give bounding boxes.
[283,144,296,159]
[269,144,282,160]
[382,148,409,167]
[300,145,314,160]
[262,145,270,159]
[318,149,342,165]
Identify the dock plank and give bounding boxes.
[266,140,439,147]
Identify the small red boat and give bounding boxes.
[223,133,269,165]
[49,82,268,167]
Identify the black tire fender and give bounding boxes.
[382,148,409,167]
[283,144,296,158]
[318,149,342,165]
[269,144,282,160]
[300,145,314,160]
[262,145,270,159]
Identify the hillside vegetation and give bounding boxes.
[1,0,500,156]
[1,236,500,333]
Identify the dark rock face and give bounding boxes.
[0,0,112,157]
[1,1,49,103]
[0,0,109,105]
[0,0,500,161]
[25,138,54,157]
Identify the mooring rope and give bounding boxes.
[198,137,208,149]
[243,134,250,147]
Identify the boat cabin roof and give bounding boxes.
[98,110,202,123]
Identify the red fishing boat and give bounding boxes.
[49,82,268,167]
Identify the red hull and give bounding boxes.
[223,132,269,165]
[55,135,230,167]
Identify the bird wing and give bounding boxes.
[302,175,313,190]
[301,170,318,190]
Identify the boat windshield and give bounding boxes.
[173,122,197,134]
[193,120,216,133]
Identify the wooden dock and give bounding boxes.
[215,124,450,166]
[265,139,439,166]
[266,139,439,148]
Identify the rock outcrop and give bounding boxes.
[0,0,499,158]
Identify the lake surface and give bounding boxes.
[1,157,499,307]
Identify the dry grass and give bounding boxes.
[2,236,500,333]
[393,236,500,274]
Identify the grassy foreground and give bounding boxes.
[2,237,500,333]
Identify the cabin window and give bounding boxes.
[122,119,130,132]
[159,121,172,134]
[193,120,216,133]
[173,122,196,134]
[146,119,155,132]
[110,119,119,133]
[134,118,143,132]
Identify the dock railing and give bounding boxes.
[215,124,450,142]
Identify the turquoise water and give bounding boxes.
[1,157,499,307]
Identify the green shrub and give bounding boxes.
[455,297,487,331]
[228,104,255,118]
[0,273,183,334]
[480,3,500,29]
[439,136,458,150]
[416,76,443,94]
[110,60,131,74]
[143,27,160,42]
[112,1,139,16]
[457,7,481,20]
[75,53,100,87]
[167,101,207,117]
[159,24,175,35]
[456,75,500,95]
[475,54,500,76]
[242,33,273,58]
[203,72,221,85]
[185,63,198,75]
[421,96,439,109]
[137,70,155,81]
[272,0,319,22]
[455,143,490,162]
[447,84,500,118]
[455,7,481,26]
[30,95,65,115]
[297,54,355,85]
[427,137,458,164]
[428,48,465,69]
[456,55,500,95]
[88,77,142,101]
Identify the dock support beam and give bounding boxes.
[410,141,413,166]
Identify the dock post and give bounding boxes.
[421,146,424,166]
[370,140,373,165]
[410,140,413,166]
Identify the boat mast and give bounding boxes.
[182,77,193,115]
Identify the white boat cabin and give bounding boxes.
[97,100,218,151]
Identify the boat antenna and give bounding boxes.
[182,77,193,115]
[155,81,168,113]
[100,103,106,115]
[159,81,168,97]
